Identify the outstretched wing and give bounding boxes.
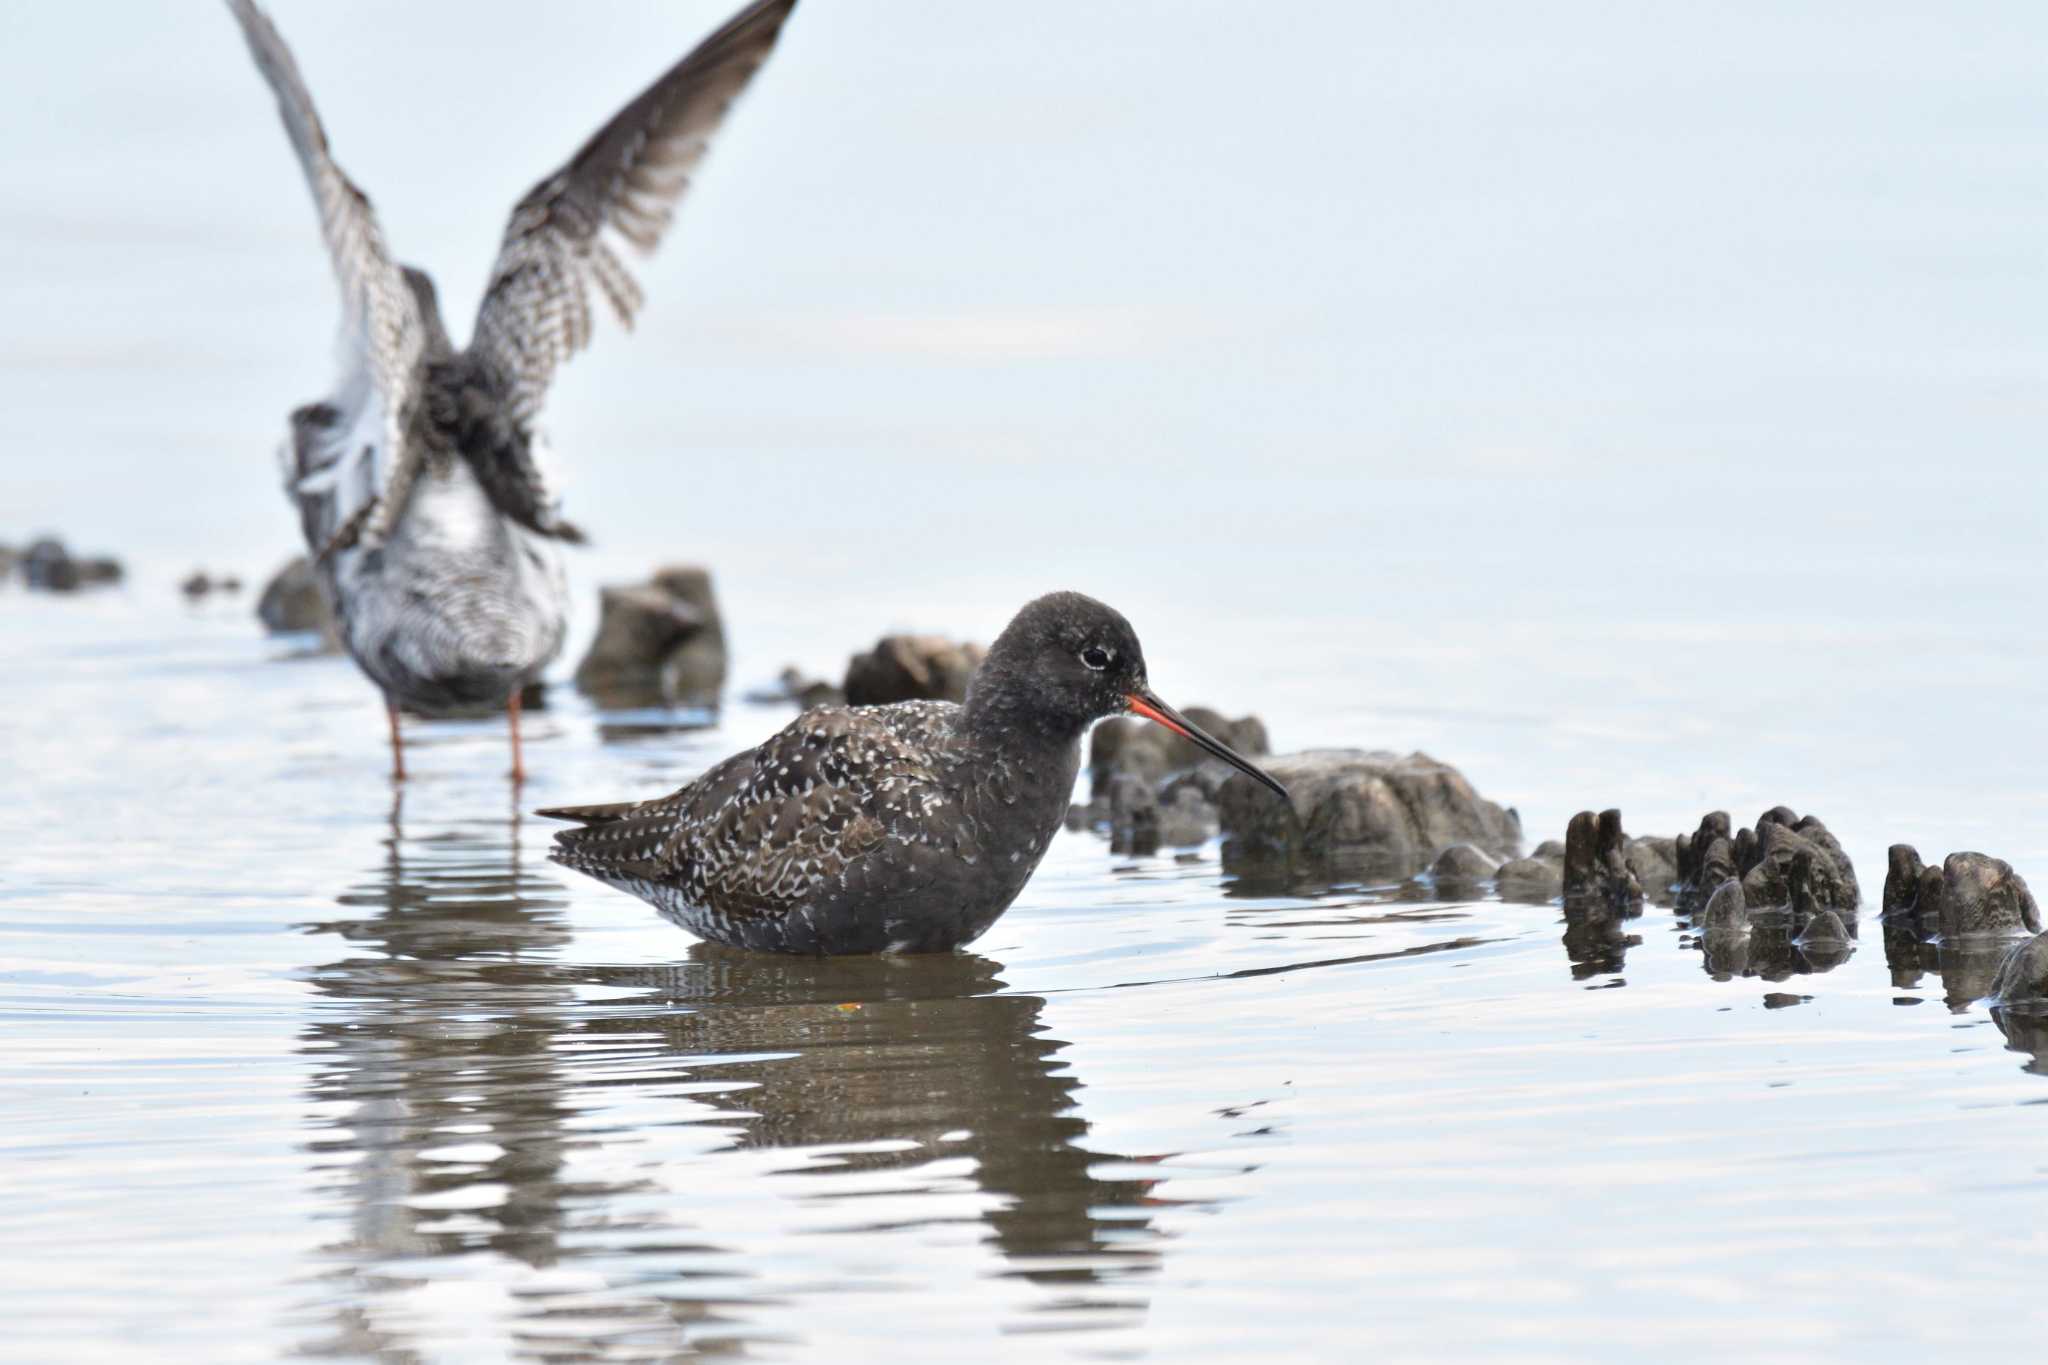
[470,0,798,431]
[226,0,426,555]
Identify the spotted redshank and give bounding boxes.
[225,0,799,780]
[540,592,1289,954]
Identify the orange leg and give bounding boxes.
[385,700,407,783]
[507,689,526,785]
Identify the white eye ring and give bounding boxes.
[1080,646,1112,671]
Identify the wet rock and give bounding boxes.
[1883,845,1926,919]
[1741,812,1858,912]
[20,536,122,592]
[180,570,243,598]
[1795,908,1854,970]
[1699,879,1748,932]
[1215,749,1520,881]
[1431,843,1500,881]
[1990,932,2048,1004]
[254,555,339,646]
[1089,708,1267,798]
[745,667,843,710]
[1677,808,1857,914]
[573,565,727,708]
[1429,843,1500,900]
[843,635,985,707]
[1626,835,1678,898]
[1936,853,2040,939]
[1104,772,1161,855]
[1694,881,1751,979]
[1495,852,1563,904]
[1155,788,1220,848]
[1562,809,1641,912]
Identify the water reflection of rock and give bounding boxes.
[1990,1006,2048,1076]
[295,794,1166,1357]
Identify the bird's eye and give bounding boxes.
[1080,646,1112,671]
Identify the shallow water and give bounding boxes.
[6,589,2048,1361]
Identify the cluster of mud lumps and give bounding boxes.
[1669,809,1860,981]
[1067,709,1270,855]
[254,554,341,650]
[752,635,991,711]
[572,565,728,709]
[1214,749,1521,884]
[4,536,124,592]
[1881,845,2045,1009]
[1674,807,1860,917]
[1550,809,1678,913]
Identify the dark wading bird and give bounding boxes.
[226,0,799,780]
[541,593,1291,954]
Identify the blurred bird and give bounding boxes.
[226,0,799,780]
[541,592,1290,954]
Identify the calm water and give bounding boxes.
[4,587,2048,1362]
[6,0,2048,1358]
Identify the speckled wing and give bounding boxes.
[226,0,425,556]
[546,702,955,925]
[469,0,797,434]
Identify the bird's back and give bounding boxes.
[546,701,990,951]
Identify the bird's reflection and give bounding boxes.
[294,790,1168,1358]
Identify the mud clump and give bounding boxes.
[1215,749,1520,882]
[843,635,985,707]
[573,565,727,708]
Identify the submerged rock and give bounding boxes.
[1699,879,1748,932]
[843,635,985,707]
[19,536,123,592]
[745,666,843,710]
[1741,811,1858,912]
[1884,845,2039,942]
[1676,807,1858,915]
[573,564,727,708]
[1215,749,1520,880]
[180,570,243,598]
[1937,853,2040,939]
[255,555,339,646]
[1991,932,2048,1005]
[1090,709,1268,797]
[1431,843,1500,881]
[1496,849,1564,904]
[1562,809,1641,912]
[1156,787,1220,848]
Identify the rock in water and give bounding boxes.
[1937,853,2041,939]
[1215,749,1520,880]
[843,635,986,706]
[1090,709,1268,796]
[255,555,338,645]
[1991,932,2048,1004]
[1496,849,1565,904]
[1700,878,1748,932]
[573,565,727,708]
[1562,809,1642,911]
[1675,807,1858,914]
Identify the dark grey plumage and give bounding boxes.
[227,0,799,769]
[543,593,1289,954]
